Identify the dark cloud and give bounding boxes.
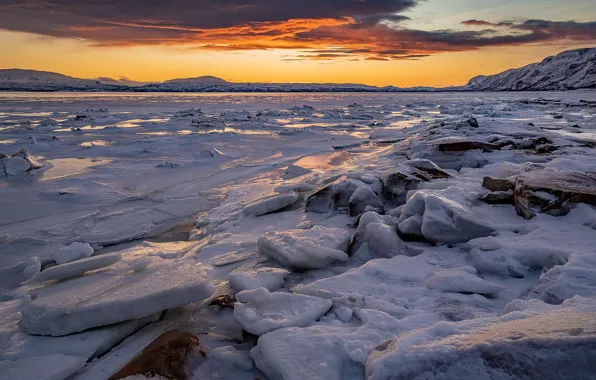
[512,19,596,40]
[0,1,594,61]
[0,0,416,36]
[461,19,498,26]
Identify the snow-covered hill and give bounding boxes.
[466,48,596,91]
[0,69,125,91]
[163,76,229,86]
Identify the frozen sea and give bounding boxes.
[1,91,596,379]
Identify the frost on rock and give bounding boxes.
[229,267,289,293]
[22,262,214,336]
[398,188,494,244]
[243,192,299,216]
[514,170,596,219]
[425,270,504,295]
[233,288,332,335]
[54,242,95,265]
[366,297,596,380]
[258,226,350,269]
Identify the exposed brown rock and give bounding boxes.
[209,294,234,309]
[381,159,450,204]
[437,140,499,152]
[110,330,204,380]
[481,191,515,205]
[514,171,596,219]
[535,144,558,154]
[482,177,514,192]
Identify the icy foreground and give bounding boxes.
[0,91,596,379]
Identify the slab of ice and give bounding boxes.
[30,253,122,283]
[258,226,350,269]
[54,242,94,264]
[22,262,214,336]
[425,270,504,295]
[229,267,289,293]
[243,192,299,216]
[398,188,494,244]
[0,354,87,380]
[274,183,315,193]
[233,288,332,335]
[251,325,359,380]
[294,254,436,300]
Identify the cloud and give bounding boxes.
[0,1,594,61]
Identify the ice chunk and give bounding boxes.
[5,156,30,175]
[54,242,94,264]
[229,267,289,293]
[13,148,43,169]
[348,187,383,216]
[398,189,494,244]
[243,192,299,216]
[258,226,350,269]
[425,270,504,295]
[352,212,404,257]
[335,306,354,322]
[0,257,40,291]
[233,288,332,335]
[22,262,214,336]
[251,325,358,380]
[30,253,122,283]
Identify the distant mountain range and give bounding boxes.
[1,48,594,92]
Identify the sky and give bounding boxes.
[0,0,595,87]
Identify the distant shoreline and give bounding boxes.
[0,89,594,93]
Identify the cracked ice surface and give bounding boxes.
[0,91,596,379]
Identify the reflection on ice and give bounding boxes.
[42,157,112,181]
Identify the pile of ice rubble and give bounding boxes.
[1,99,596,380]
[0,148,43,176]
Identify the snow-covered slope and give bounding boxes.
[0,69,125,91]
[467,48,596,91]
[164,76,229,86]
